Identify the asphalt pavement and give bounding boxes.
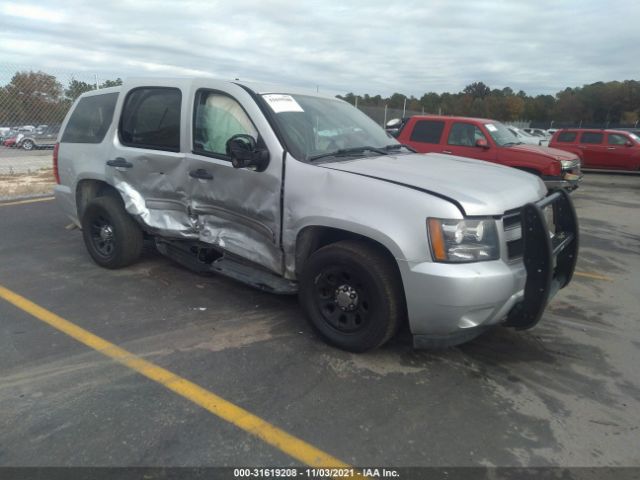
[0,173,638,469]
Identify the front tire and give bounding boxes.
[81,196,143,269]
[299,240,405,352]
[22,140,34,150]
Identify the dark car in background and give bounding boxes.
[18,125,60,150]
[549,129,640,171]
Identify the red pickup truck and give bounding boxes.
[392,115,583,190]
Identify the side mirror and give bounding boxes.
[226,134,269,171]
[625,140,633,147]
[475,138,490,149]
[386,118,402,129]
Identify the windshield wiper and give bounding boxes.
[309,146,389,162]
[384,143,416,153]
[502,142,523,147]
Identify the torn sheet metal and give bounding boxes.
[109,151,283,274]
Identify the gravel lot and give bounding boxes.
[0,147,52,174]
[0,173,638,473]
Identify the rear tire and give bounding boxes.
[81,196,143,269]
[299,240,404,352]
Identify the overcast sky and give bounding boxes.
[0,0,637,97]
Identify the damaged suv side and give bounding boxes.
[54,78,579,352]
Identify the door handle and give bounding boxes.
[442,150,453,154]
[106,157,133,168]
[189,168,214,180]
[607,147,616,150]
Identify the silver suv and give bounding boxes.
[54,78,579,352]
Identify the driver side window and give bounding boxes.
[448,122,485,146]
[193,91,258,157]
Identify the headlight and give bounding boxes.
[560,159,577,169]
[427,218,499,263]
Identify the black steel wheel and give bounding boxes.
[88,213,116,259]
[299,240,405,352]
[81,195,143,269]
[313,265,372,334]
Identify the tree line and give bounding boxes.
[338,80,640,126]
[2,70,639,127]
[0,71,122,126]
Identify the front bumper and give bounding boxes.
[541,172,583,191]
[399,258,528,337]
[401,189,578,345]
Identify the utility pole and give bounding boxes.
[402,97,407,117]
[383,104,388,127]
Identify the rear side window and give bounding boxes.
[120,87,181,152]
[61,93,118,143]
[580,132,603,144]
[556,131,577,143]
[410,120,445,144]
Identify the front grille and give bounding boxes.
[503,203,557,261]
[503,209,523,260]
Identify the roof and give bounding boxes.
[94,77,338,100]
[555,128,634,134]
[408,114,497,123]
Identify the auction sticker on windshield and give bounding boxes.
[262,94,304,113]
[485,124,498,132]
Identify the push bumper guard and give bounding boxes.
[505,189,579,330]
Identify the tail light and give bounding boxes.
[53,142,60,184]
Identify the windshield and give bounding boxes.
[517,129,536,137]
[485,122,521,146]
[262,93,396,161]
[629,133,640,142]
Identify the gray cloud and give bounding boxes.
[0,0,638,97]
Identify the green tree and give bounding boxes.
[1,71,65,125]
[65,79,95,101]
[463,82,491,99]
[100,78,123,88]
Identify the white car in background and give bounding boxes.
[524,128,552,139]
[508,126,547,146]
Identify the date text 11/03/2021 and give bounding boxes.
[233,468,400,478]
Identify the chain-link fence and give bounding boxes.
[0,64,123,176]
[357,105,426,127]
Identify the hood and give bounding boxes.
[321,153,547,216]
[505,144,577,161]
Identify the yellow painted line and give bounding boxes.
[0,196,54,207]
[574,271,613,282]
[0,284,351,468]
